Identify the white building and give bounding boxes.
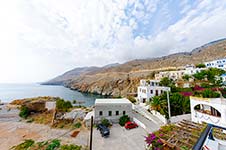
[155,65,205,81]
[190,96,226,128]
[221,74,226,85]
[94,98,132,123]
[205,58,226,70]
[137,80,170,103]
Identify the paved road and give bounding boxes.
[133,104,164,126]
[93,124,147,150]
[133,111,160,133]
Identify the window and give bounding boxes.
[116,111,119,116]
[108,111,112,116]
[123,111,126,115]
[150,90,153,94]
[99,111,103,116]
[156,90,158,96]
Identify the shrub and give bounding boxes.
[60,144,82,150]
[19,106,30,119]
[74,122,82,129]
[196,63,206,68]
[46,139,60,150]
[11,139,34,150]
[101,118,110,127]
[72,100,77,104]
[202,89,220,98]
[127,96,136,103]
[119,115,130,126]
[56,99,73,112]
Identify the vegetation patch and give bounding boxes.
[119,115,130,126]
[19,106,30,119]
[101,118,111,127]
[11,139,82,150]
[56,98,73,112]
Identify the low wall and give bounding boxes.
[151,110,167,124]
[170,114,191,123]
[133,117,146,130]
[151,110,191,124]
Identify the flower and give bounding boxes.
[157,139,162,144]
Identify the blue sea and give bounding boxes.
[0,83,104,106]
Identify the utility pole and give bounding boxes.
[167,90,171,123]
[89,116,93,150]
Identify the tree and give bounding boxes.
[196,63,206,68]
[182,74,191,81]
[202,89,220,98]
[159,77,174,87]
[193,70,206,80]
[56,98,73,112]
[169,93,191,116]
[119,115,130,126]
[151,95,168,117]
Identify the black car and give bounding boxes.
[97,124,110,137]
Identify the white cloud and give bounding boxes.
[0,0,225,83]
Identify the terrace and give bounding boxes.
[145,120,207,150]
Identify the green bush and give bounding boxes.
[11,139,34,150]
[196,63,206,68]
[46,139,60,150]
[60,144,82,150]
[101,118,110,127]
[56,99,73,112]
[72,100,77,104]
[202,89,220,98]
[74,122,82,129]
[19,106,30,119]
[127,96,136,103]
[119,115,130,126]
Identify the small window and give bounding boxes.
[123,111,126,115]
[116,111,119,116]
[109,111,112,116]
[150,90,153,94]
[99,111,103,116]
[156,90,159,96]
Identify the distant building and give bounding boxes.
[205,58,226,70]
[45,101,56,110]
[190,96,226,128]
[94,98,132,123]
[137,80,170,103]
[155,64,205,81]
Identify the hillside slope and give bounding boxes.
[47,39,226,96]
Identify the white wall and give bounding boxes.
[190,96,226,128]
[94,103,132,123]
[151,110,167,124]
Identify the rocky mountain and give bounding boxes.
[43,63,120,85]
[45,39,226,96]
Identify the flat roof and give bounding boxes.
[95,98,131,104]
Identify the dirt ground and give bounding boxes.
[0,104,89,150]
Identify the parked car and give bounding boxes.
[125,121,138,129]
[97,124,110,137]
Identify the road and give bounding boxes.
[133,104,165,125]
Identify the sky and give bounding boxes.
[0,0,226,83]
